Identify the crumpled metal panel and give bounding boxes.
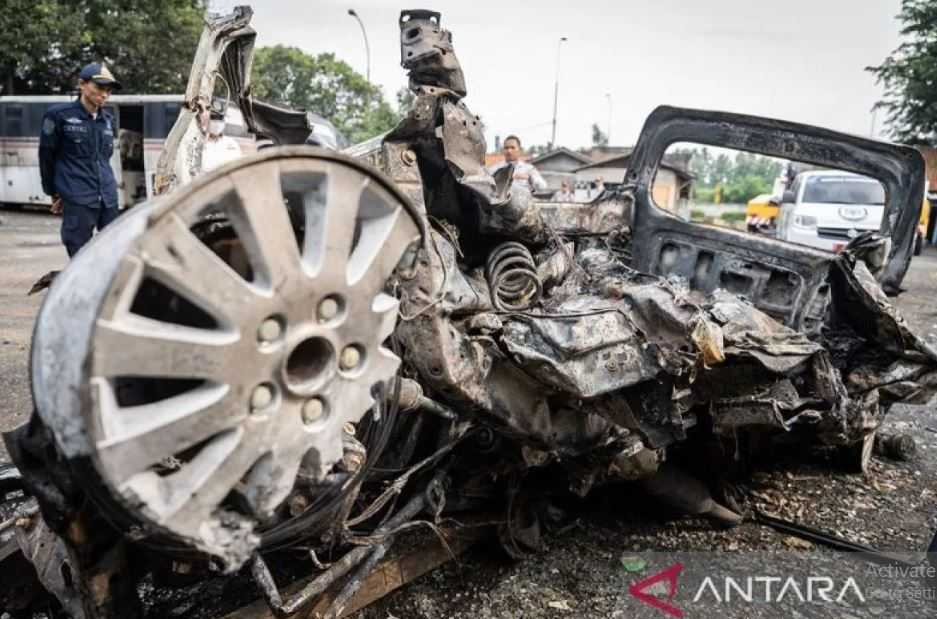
[440,100,497,199]
[501,298,660,398]
[536,197,632,237]
[832,255,937,360]
[708,290,823,374]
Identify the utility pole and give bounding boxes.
[550,36,567,149]
[348,9,371,82]
[605,93,612,144]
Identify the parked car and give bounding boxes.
[776,170,889,252]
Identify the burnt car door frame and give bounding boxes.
[626,106,925,329]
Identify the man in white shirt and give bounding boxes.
[488,135,547,193]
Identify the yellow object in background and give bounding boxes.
[746,193,779,223]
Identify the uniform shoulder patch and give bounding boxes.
[42,117,56,135]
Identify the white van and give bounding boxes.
[776,170,885,252]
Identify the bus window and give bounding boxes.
[164,103,181,136]
[5,105,24,137]
[29,103,51,137]
[144,102,181,139]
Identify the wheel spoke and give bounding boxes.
[140,214,258,326]
[307,164,367,277]
[96,381,245,483]
[331,376,377,421]
[348,207,420,289]
[93,314,237,381]
[229,163,302,289]
[373,293,400,342]
[161,428,263,527]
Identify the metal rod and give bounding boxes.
[252,482,432,617]
[753,509,922,567]
[417,396,457,421]
[348,9,371,82]
[324,542,390,618]
[605,93,612,143]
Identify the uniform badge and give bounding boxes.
[42,117,56,135]
[98,65,116,81]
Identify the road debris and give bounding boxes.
[619,555,648,573]
[874,432,918,461]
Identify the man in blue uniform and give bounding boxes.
[39,63,122,257]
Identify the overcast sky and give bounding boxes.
[212,0,903,150]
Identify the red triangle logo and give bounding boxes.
[628,562,685,618]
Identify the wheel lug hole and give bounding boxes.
[302,397,327,425]
[258,316,284,343]
[250,383,276,411]
[340,345,363,371]
[317,296,344,323]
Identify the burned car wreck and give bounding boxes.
[3,7,937,618]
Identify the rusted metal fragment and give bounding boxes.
[832,258,933,357]
[709,291,823,373]
[711,380,819,435]
[500,300,658,398]
[439,100,491,190]
[690,315,725,367]
[536,197,632,236]
[399,10,466,97]
[229,527,489,619]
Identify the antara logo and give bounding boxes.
[692,575,866,604]
[628,563,685,618]
[628,563,867,616]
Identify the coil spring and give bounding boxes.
[485,241,542,311]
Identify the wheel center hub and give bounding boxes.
[283,335,335,394]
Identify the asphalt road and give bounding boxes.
[0,209,62,458]
[2,208,937,617]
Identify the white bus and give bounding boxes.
[0,95,252,209]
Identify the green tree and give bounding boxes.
[867,0,937,143]
[722,175,771,204]
[396,87,415,115]
[0,0,206,95]
[711,153,733,186]
[251,46,399,143]
[591,123,609,146]
[675,146,782,203]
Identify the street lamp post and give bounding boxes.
[605,93,612,144]
[347,9,371,82]
[550,36,567,149]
